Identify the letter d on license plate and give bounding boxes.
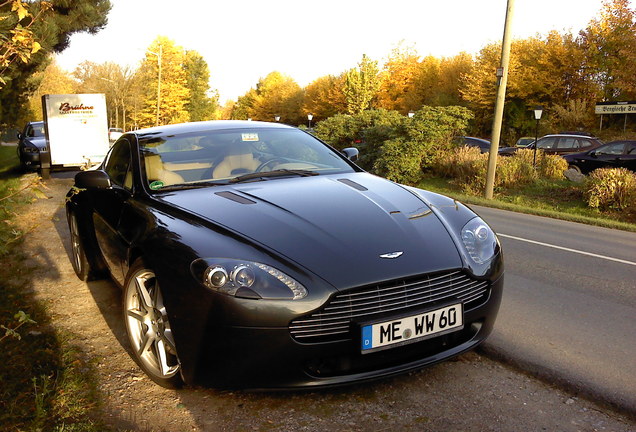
[361,303,463,353]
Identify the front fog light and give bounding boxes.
[461,217,497,264]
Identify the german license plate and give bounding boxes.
[361,303,463,353]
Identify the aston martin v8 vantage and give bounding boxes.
[66,120,503,389]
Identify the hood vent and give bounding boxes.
[337,178,368,191]
[215,191,256,204]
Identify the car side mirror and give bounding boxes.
[590,151,597,158]
[75,170,111,189]
[342,147,359,162]
[16,132,22,140]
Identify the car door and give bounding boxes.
[617,142,636,172]
[554,137,580,155]
[586,142,626,172]
[92,138,134,284]
[536,137,557,153]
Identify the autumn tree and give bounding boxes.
[27,58,76,120]
[377,44,420,113]
[228,89,256,120]
[137,36,190,127]
[302,74,347,122]
[344,54,380,114]
[578,0,636,100]
[183,50,219,122]
[74,61,134,129]
[0,0,111,127]
[236,72,304,124]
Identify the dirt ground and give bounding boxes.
[14,172,635,432]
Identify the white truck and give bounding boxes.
[40,93,111,178]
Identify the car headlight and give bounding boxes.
[461,217,497,264]
[192,258,307,300]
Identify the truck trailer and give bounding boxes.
[41,93,111,178]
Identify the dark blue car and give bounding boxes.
[17,121,48,171]
[563,140,636,174]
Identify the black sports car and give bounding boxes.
[66,121,503,389]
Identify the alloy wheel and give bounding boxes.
[124,268,180,380]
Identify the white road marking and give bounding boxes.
[498,233,636,267]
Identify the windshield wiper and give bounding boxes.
[230,169,319,184]
[153,180,230,191]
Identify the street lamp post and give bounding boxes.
[307,113,313,129]
[533,105,543,168]
[147,45,163,126]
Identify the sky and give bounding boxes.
[55,0,622,104]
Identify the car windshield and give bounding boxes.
[139,127,356,191]
[28,124,45,137]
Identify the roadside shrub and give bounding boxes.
[512,149,568,180]
[431,145,483,181]
[431,147,569,194]
[373,138,423,184]
[584,168,636,210]
[496,153,537,188]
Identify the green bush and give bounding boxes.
[585,168,636,210]
[313,106,474,182]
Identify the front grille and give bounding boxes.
[289,270,488,343]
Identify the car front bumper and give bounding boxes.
[187,273,503,389]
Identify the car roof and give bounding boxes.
[541,134,599,139]
[463,136,490,143]
[131,120,294,140]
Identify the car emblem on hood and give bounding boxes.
[380,251,404,259]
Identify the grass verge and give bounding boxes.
[418,175,636,233]
[0,146,108,431]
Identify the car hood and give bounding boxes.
[24,137,46,149]
[157,173,463,290]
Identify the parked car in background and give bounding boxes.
[563,140,636,174]
[499,133,604,156]
[454,136,493,153]
[515,137,535,147]
[109,127,124,143]
[17,121,48,170]
[66,120,503,389]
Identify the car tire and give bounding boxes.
[123,259,183,389]
[568,164,582,174]
[67,209,102,282]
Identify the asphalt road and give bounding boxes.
[472,205,636,414]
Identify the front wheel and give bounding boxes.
[123,259,183,388]
[568,164,582,175]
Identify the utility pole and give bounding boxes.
[485,0,515,199]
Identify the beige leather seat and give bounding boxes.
[212,142,260,179]
[144,154,185,186]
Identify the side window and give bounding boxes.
[627,143,636,155]
[537,138,556,149]
[580,139,594,148]
[596,143,625,155]
[557,138,578,149]
[103,139,132,189]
